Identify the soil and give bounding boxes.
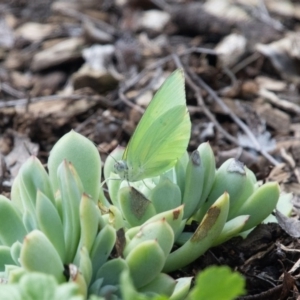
[1,0,300,299]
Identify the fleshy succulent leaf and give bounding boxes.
[150,177,181,214]
[236,182,280,231]
[48,130,101,202]
[163,193,229,273]
[194,142,216,212]
[0,246,15,271]
[17,156,55,210]
[174,151,189,195]
[95,257,128,287]
[74,193,99,264]
[212,215,250,247]
[36,190,66,262]
[5,265,26,283]
[124,219,174,259]
[0,196,27,247]
[170,277,193,300]
[144,205,184,239]
[182,150,204,219]
[137,273,176,297]
[19,230,65,283]
[90,225,116,281]
[119,186,156,227]
[126,240,165,288]
[78,247,92,287]
[197,158,252,221]
[0,272,83,300]
[57,160,82,263]
[10,241,22,266]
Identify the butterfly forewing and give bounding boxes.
[122,68,191,182]
[123,69,186,161]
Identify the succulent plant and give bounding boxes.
[0,128,290,299]
[0,66,292,300]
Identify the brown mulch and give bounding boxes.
[1,0,300,298]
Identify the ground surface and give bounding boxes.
[1,0,300,299]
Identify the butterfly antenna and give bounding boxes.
[98,145,119,163]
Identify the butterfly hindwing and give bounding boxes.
[126,105,190,181]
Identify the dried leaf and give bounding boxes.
[275,209,300,238]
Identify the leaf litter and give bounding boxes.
[1,0,300,298]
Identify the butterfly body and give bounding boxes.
[114,69,191,182]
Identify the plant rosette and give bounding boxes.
[0,70,292,299]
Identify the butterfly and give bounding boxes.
[114,69,191,182]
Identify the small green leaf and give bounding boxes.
[189,266,246,300]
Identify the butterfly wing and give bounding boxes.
[123,69,186,160]
[123,69,191,182]
[127,106,191,181]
